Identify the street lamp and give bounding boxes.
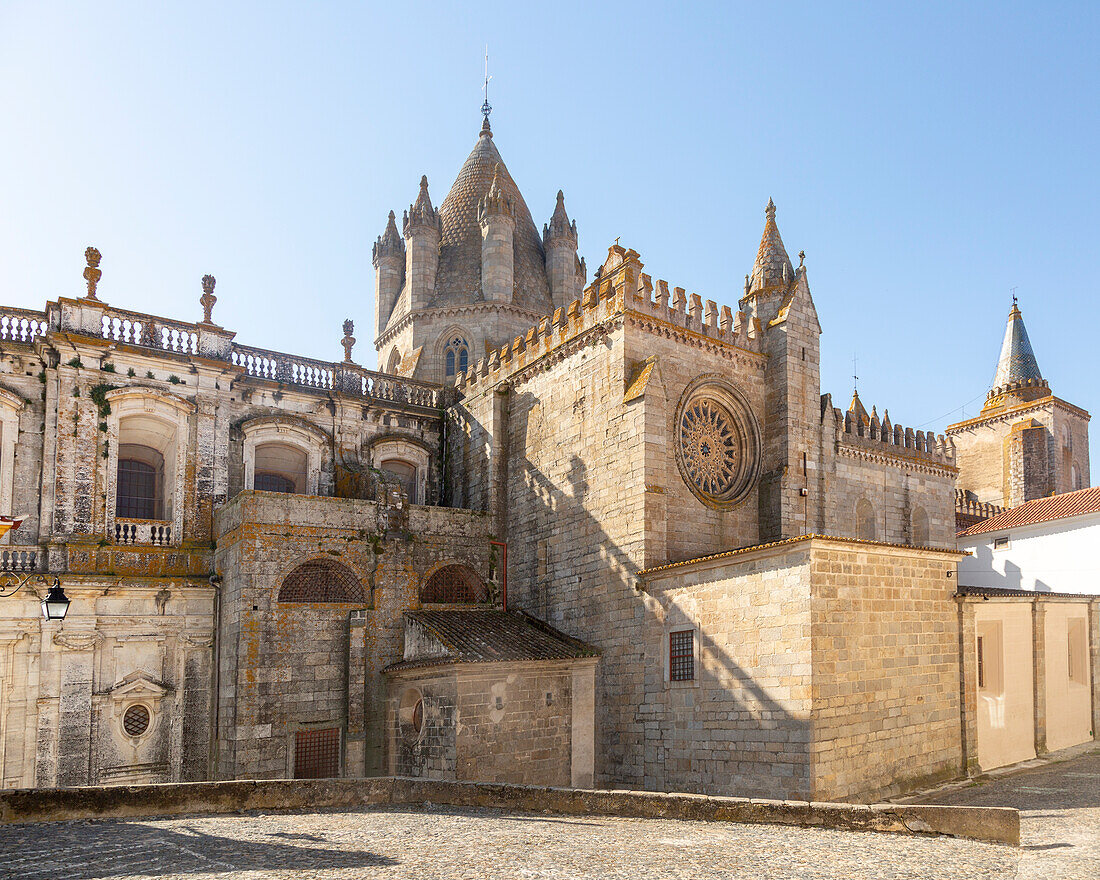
[0,573,70,620]
[0,515,70,620]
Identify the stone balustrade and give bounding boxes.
[115,518,172,546]
[0,545,43,572]
[0,309,48,344]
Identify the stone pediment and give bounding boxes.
[108,670,173,701]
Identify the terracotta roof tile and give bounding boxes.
[958,486,1100,537]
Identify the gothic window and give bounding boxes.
[420,563,487,604]
[910,505,930,546]
[444,336,469,379]
[278,559,366,604]
[380,458,418,504]
[674,378,761,509]
[856,499,877,541]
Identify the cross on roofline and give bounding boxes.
[481,46,492,123]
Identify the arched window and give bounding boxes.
[254,442,308,494]
[278,559,366,603]
[420,563,487,604]
[856,498,877,541]
[911,505,930,546]
[387,348,402,374]
[116,415,177,521]
[1072,463,1083,490]
[443,336,469,380]
[380,458,418,504]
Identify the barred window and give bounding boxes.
[278,559,366,604]
[420,564,486,604]
[294,728,340,779]
[255,471,295,493]
[670,630,695,682]
[117,458,158,519]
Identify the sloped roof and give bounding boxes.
[434,130,552,312]
[959,485,1100,537]
[991,303,1043,389]
[384,608,599,672]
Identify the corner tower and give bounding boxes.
[373,112,580,383]
[947,301,1090,511]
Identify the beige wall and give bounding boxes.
[1044,602,1093,753]
[973,602,1035,771]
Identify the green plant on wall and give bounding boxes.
[89,384,116,419]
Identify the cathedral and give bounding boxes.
[0,109,1093,802]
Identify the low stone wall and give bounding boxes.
[0,777,1019,846]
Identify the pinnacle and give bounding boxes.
[405,175,438,234]
[848,389,870,425]
[990,300,1043,391]
[544,188,575,244]
[749,198,794,293]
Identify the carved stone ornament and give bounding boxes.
[200,275,217,324]
[83,247,103,300]
[179,631,214,648]
[341,319,356,363]
[674,376,761,509]
[52,629,102,651]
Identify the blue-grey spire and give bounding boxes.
[991,302,1042,389]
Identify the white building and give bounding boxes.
[958,485,1100,594]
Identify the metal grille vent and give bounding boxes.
[278,559,366,604]
[294,728,340,779]
[420,564,486,604]
[123,704,150,737]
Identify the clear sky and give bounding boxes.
[2,2,1097,469]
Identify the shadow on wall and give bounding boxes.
[1,817,397,879]
[457,387,809,796]
[968,542,1027,590]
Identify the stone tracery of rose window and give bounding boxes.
[674,378,761,509]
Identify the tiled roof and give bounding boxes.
[749,198,794,292]
[991,303,1042,389]
[957,585,1099,600]
[434,130,552,313]
[384,609,599,672]
[958,486,1100,537]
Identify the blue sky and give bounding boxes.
[2,1,1097,468]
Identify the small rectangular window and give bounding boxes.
[1068,618,1087,684]
[669,630,694,682]
[992,536,1010,550]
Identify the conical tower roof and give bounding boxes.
[434,125,551,311]
[991,302,1043,389]
[749,198,795,292]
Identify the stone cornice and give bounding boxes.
[836,440,958,477]
[945,395,1090,433]
[375,302,550,350]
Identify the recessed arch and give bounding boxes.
[856,498,877,541]
[910,505,930,546]
[420,563,487,605]
[277,558,366,604]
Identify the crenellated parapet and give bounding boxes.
[954,490,1002,521]
[823,392,957,472]
[453,243,766,395]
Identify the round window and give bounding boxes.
[123,704,151,737]
[674,377,761,509]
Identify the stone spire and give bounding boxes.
[991,301,1043,390]
[848,389,870,426]
[543,190,577,246]
[373,210,404,264]
[749,198,795,293]
[403,176,438,235]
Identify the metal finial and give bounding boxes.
[852,354,859,395]
[480,45,493,134]
[1011,286,1018,308]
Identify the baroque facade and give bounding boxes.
[1,112,1095,800]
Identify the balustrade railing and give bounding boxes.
[0,309,48,343]
[115,518,172,546]
[0,545,43,572]
[102,308,198,355]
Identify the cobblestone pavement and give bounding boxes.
[0,802,1019,880]
[910,746,1100,880]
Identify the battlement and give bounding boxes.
[954,490,1003,521]
[454,243,766,394]
[823,393,956,469]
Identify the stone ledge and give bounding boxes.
[0,777,1019,846]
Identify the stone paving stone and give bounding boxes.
[0,804,1017,880]
[912,748,1100,880]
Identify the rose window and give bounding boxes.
[680,401,740,496]
[674,378,761,508]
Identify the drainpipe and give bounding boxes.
[490,540,507,612]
